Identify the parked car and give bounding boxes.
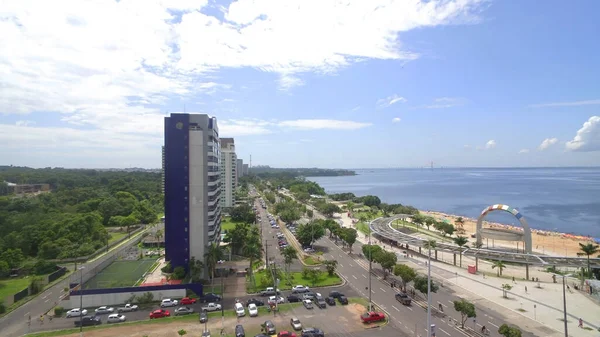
[315,297,326,309]
[180,297,197,305]
[287,295,301,303]
[107,314,126,323]
[201,303,222,312]
[360,312,386,323]
[73,316,101,327]
[116,304,138,312]
[290,317,302,330]
[199,311,208,323]
[264,320,276,334]
[325,297,336,306]
[94,306,114,314]
[268,296,285,304]
[66,308,88,318]
[338,296,349,305]
[200,293,222,303]
[302,299,313,309]
[300,328,325,337]
[235,324,245,337]
[277,331,297,337]
[160,299,179,308]
[328,291,344,299]
[235,302,246,317]
[149,309,170,319]
[260,287,280,296]
[174,307,194,315]
[248,303,259,317]
[395,292,412,305]
[246,298,265,307]
[292,285,309,293]
[302,292,316,300]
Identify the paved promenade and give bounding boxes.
[337,212,600,337]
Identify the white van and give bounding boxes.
[234,302,245,317]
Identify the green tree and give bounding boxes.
[453,299,476,328]
[1,248,24,268]
[225,223,249,256]
[498,324,522,337]
[577,243,599,276]
[295,221,326,247]
[306,209,313,218]
[243,238,262,277]
[188,256,204,283]
[204,243,224,281]
[282,246,297,273]
[423,217,435,231]
[323,260,338,276]
[230,204,256,224]
[362,244,383,262]
[306,268,322,286]
[393,264,417,291]
[154,229,164,248]
[411,214,425,227]
[0,261,10,277]
[492,260,506,276]
[317,203,341,217]
[442,223,455,237]
[376,251,397,278]
[501,283,512,298]
[339,227,357,252]
[453,236,469,267]
[413,275,438,295]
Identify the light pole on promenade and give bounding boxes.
[368,224,372,312]
[424,240,436,337]
[78,266,85,337]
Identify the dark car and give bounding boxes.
[235,324,245,337]
[247,298,265,307]
[315,296,326,309]
[263,320,276,334]
[287,294,301,303]
[325,297,336,306]
[301,328,325,337]
[199,311,208,323]
[338,296,348,305]
[200,293,222,303]
[74,316,101,327]
[329,291,344,299]
[395,292,412,305]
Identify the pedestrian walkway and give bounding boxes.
[335,212,600,337]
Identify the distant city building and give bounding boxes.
[242,164,249,176]
[236,158,244,179]
[220,138,237,208]
[2,182,50,195]
[163,113,222,274]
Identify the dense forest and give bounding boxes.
[251,166,355,177]
[0,167,162,272]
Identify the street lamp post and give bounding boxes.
[78,266,85,337]
[427,246,432,337]
[562,274,572,337]
[368,223,372,312]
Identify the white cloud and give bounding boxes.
[529,100,600,108]
[538,137,558,151]
[278,75,305,90]
[485,139,496,149]
[15,120,35,126]
[518,149,529,154]
[464,144,472,149]
[418,97,465,109]
[377,94,407,108]
[351,106,361,111]
[565,116,600,152]
[278,119,372,130]
[392,117,401,123]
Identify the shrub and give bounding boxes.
[161,262,172,273]
[0,301,6,314]
[54,306,65,316]
[33,260,57,275]
[173,266,186,280]
[136,292,154,304]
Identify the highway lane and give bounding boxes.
[0,227,152,337]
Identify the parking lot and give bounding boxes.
[30,297,395,337]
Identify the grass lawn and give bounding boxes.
[25,303,302,337]
[356,221,371,235]
[84,259,156,289]
[107,231,128,244]
[304,256,321,265]
[0,278,31,300]
[221,216,242,232]
[246,270,342,293]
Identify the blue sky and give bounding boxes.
[1,0,599,169]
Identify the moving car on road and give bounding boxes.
[73,316,101,327]
[395,292,412,305]
[66,308,88,318]
[117,303,138,312]
[360,312,386,323]
[107,313,126,323]
[149,309,170,319]
[290,317,302,330]
[174,307,194,315]
[94,306,114,314]
[160,298,179,308]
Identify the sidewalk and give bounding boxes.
[336,212,600,337]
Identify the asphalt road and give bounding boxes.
[0,227,152,337]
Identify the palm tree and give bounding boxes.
[492,260,506,276]
[154,229,163,248]
[282,246,297,273]
[204,243,224,281]
[423,239,437,260]
[453,236,469,267]
[243,239,261,277]
[577,243,599,277]
[455,217,465,234]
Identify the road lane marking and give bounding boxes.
[349,263,353,267]
[338,254,342,258]
[352,275,357,279]
[392,305,400,311]
[439,328,450,336]
[379,287,387,293]
[24,312,30,317]
[44,299,49,303]
[488,321,499,328]
[406,306,413,311]
[339,263,343,268]
[362,274,367,278]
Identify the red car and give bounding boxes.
[278,331,297,337]
[360,312,386,323]
[149,309,170,319]
[180,297,197,305]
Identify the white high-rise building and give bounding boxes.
[220,138,237,208]
[163,113,221,273]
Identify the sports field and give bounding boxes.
[84,259,156,289]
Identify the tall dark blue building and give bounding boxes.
[163,113,222,273]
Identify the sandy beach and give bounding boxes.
[421,210,596,257]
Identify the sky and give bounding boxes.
[1,0,600,169]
